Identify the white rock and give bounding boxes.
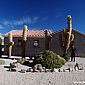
[54,69,58,72]
[72,67,75,71]
[74,67,78,70]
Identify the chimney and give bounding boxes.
[44,30,49,50]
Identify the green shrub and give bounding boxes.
[63,53,70,61]
[33,50,66,69]
[0,60,5,65]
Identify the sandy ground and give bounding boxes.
[0,57,85,85]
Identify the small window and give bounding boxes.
[33,40,39,47]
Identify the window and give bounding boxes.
[33,40,39,47]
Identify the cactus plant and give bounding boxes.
[59,15,74,60]
[65,15,74,52]
[22,25,28,41]
[21,25,28,58]
[7,32,14,58]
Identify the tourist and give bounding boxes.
[70,45,77,62]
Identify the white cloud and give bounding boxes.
[13,20,24,25]
[32,16,39,24]
[3,21,13,26]
[2,16,39,27]
[23,16,32,24]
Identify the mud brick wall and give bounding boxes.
[4,37,45,57]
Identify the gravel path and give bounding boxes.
[0,57,85,85]
[61,57,85,70]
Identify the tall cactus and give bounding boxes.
[21,25,28,58]
[65,15,74,52]
[7,32,14,58]
[59,15,74,59]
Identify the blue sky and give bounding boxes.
[0,0,85,34]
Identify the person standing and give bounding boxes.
[70,45,77,62]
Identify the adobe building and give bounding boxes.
[4,29,52,57]
[49,29,85,57]
[4,16,85,57]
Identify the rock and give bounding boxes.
[51,68,54,72]
[26,68,33,72]
[20,69,26,73]
[38,66,42,72]
[29,68,33,72]
[74,63,79,70]
[65,67,72,72]
[11,68,16,72]
[33,64,43,72]
[74,67,78,71]
[54,68,58,72]
[63,69,65,72]
[33,67,38,72]
[10,63,16,68]
[42,67,46,72]
[72,67,75,71]
[79,67,83,70]
[9,62,17,71]
[58,69,61,72]
[45,69,51,72]
[69,67,73,71]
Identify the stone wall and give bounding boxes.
[4,37,45,57]
[73,30,85,57]
[49,31,64,56]
[50,29,85,57]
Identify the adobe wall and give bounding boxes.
[49,31,64,56]
[25,37,45,56]
[50,30,85,57]
[4,37,45,57]
[4,29,85,57]
[73,30,85,57]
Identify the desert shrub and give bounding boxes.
[0,60,5,65]
[33,50,66,69]
[63,53,70,61]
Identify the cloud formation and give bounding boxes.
[1,16,39,29]
[0,16,49,30]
